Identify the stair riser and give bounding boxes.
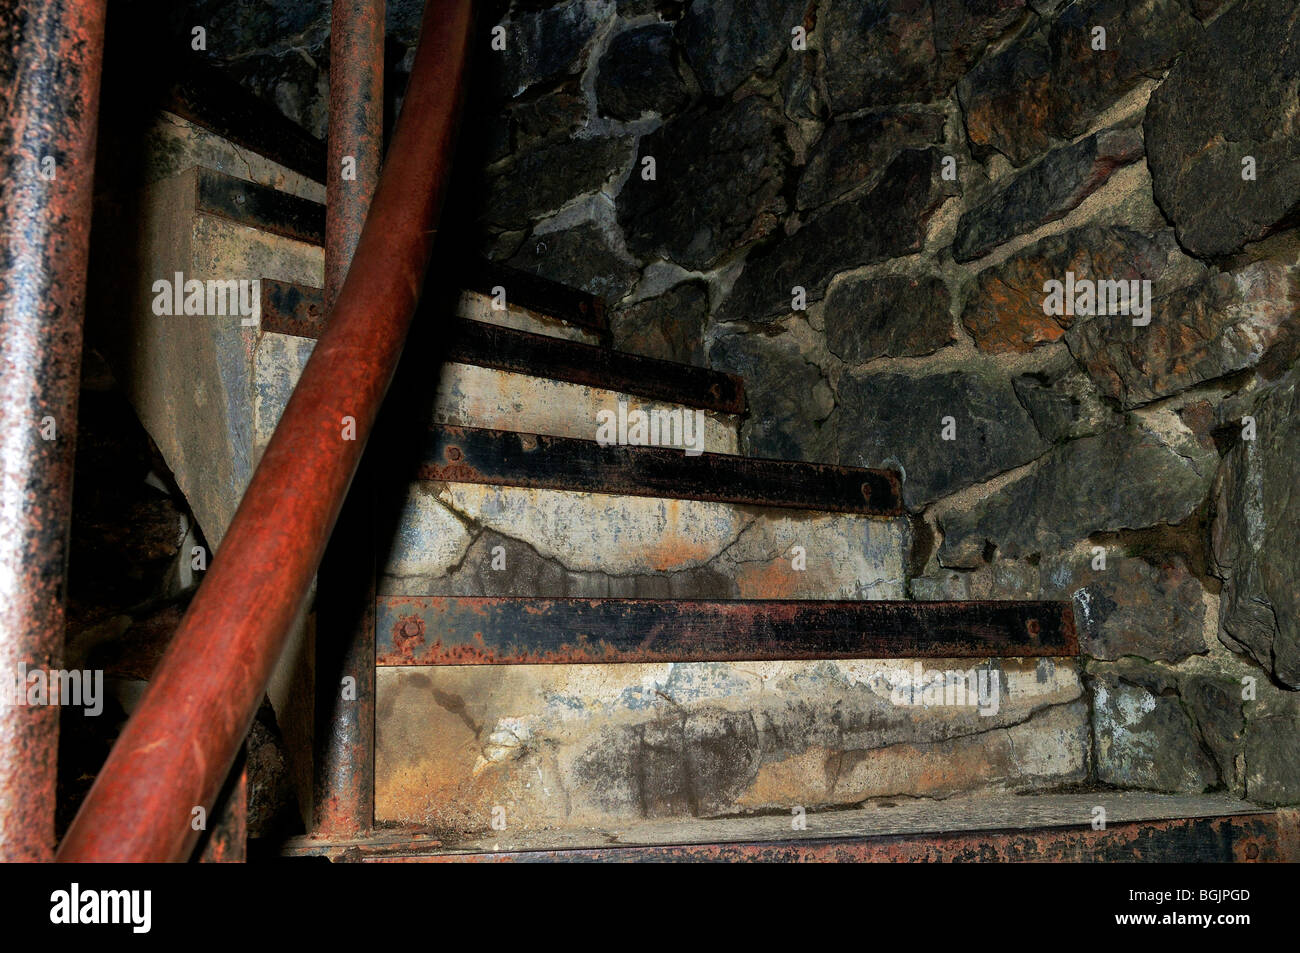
[432,363,739,452]
[374,660,1088,833]
[381,482,912,601]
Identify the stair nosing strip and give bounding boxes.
[374,596,1075,664]
[418,424,904,516]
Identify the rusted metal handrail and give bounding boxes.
[57,0,474,862]
[0,0,108,863]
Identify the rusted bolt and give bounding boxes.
[1026,618,1041,637]
[403,620,421,638]
[1245,842,1260,859]
[235,191,246,205]
[446,446,462,462]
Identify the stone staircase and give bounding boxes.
[107,103,1291,862]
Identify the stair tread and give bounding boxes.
[419,425,904,516]
[280,793,1290,862]
[183,167,606,339]
[163,57,327,184]
[376,596,1075,664]
[260,278,745,413]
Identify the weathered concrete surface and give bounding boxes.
[381,482,912,601]
[122,167,323,551]
[375,658,1086,833]
[145,112,325,201]
[430,363,740,452]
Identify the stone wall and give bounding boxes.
[197,0,1300,805]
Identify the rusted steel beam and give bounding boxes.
[376,597,1077,664]
[56,0,474,863]
[261,278,746,413]
[312,0,387,844]
[0,0,107,863]
[420,426,905,516]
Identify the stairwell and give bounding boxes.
[88,98,1296,862]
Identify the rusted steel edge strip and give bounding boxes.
[195,167,325,246]
[55,0,475,863]
[261,278,747,414]
[419,425,905,516]
[376,597,1077,664]
[165,56,327,184]
[394,813,1298,864]
[462,259,608,337]
[0,0,108,863]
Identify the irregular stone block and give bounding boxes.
[1072,556,1207,662]
[1047,0,1199,141]
[1212,366,1300,688]
[494,0,615,98]
[596,23,692,120]
[938,422,1217,566]
[708,325,836,462]
[822,0,1025,114]
[836,367,1047,508]
[1245,693,1300,805]
[483,135,635,229]
[1146,0,1300,257]
[679,0,810,97]
[1089,660,1219,793]
[719,148,958,323]
[1066,261,1300,408]
[961,225,1187,354]
[506,221,641,303]
[610,280,710,366]
[796,108,946,211]
[618,96,790,270]
[960,0,1199,167]
[822,0,940,113]
[957,30,1053,167]
[1012,350,1122,443]
[952,124,1144,262]
[825,273,954,363]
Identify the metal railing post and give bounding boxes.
[314,0,385,840]
[0,0,107,863]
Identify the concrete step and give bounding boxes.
[384,426,910,601]
[374,655,1087,833]
[283,794,1297,862]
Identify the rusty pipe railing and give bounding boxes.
[0,0,108,863]
[56,0,474,863]
[313,0,385,839]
